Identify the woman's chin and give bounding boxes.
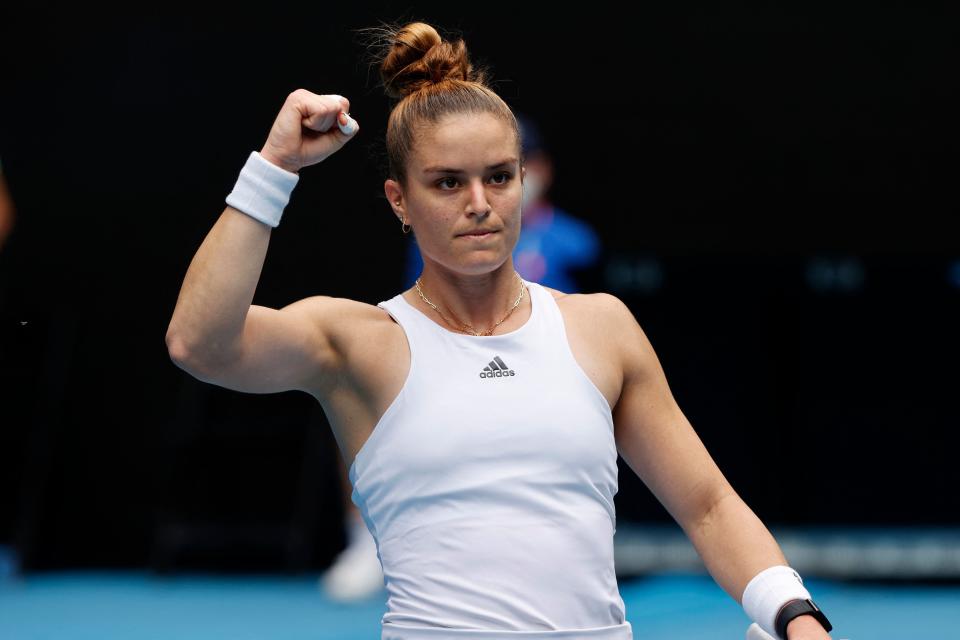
[451,256,511,276]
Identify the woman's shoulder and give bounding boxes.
[540,284,565,300]
[538,284,631,329]
[298,294,403,358]
[539,284,623,309]
[300,293,393,321]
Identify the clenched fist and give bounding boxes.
[259,89,360,173]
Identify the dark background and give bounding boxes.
[0,5,957,571]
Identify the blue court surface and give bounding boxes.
[0,569,956,639]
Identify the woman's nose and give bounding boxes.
[466,181,492,215]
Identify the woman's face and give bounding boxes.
[385,111,525,276]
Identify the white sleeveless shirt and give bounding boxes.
[349,279,633,640]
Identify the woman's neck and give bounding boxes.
[412,263,527,334]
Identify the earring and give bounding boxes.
[396,202,411,234]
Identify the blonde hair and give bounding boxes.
[357,21,522,189]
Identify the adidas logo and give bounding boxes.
[479,355,516,379]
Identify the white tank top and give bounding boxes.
[349,279,633,640]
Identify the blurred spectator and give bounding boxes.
[0,157,15,252]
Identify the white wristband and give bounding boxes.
[741,565,812,640]
[225,151,300,228]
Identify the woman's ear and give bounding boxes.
[384,179,403,211]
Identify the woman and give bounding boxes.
[166,21,833,640]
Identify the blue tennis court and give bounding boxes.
[1,569,956,639]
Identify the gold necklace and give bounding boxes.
[415,272,526,336]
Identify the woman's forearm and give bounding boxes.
[166,206,272,365]
[685,491,790,604]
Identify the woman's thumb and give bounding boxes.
[337,111,359,137]
[302,110,360,164]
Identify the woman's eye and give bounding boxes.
[437,173,512,190]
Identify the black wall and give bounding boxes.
[1,5,957,569]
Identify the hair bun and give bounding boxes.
[369,22,487,100]
[354,20,516,191]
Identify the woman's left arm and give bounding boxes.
[599,294,831,640]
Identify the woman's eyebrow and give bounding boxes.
[423,159,517,174]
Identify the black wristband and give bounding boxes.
[775,598,833,639]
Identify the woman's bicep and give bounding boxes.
[174,296,341,395]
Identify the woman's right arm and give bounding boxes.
[165,89,359,394]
